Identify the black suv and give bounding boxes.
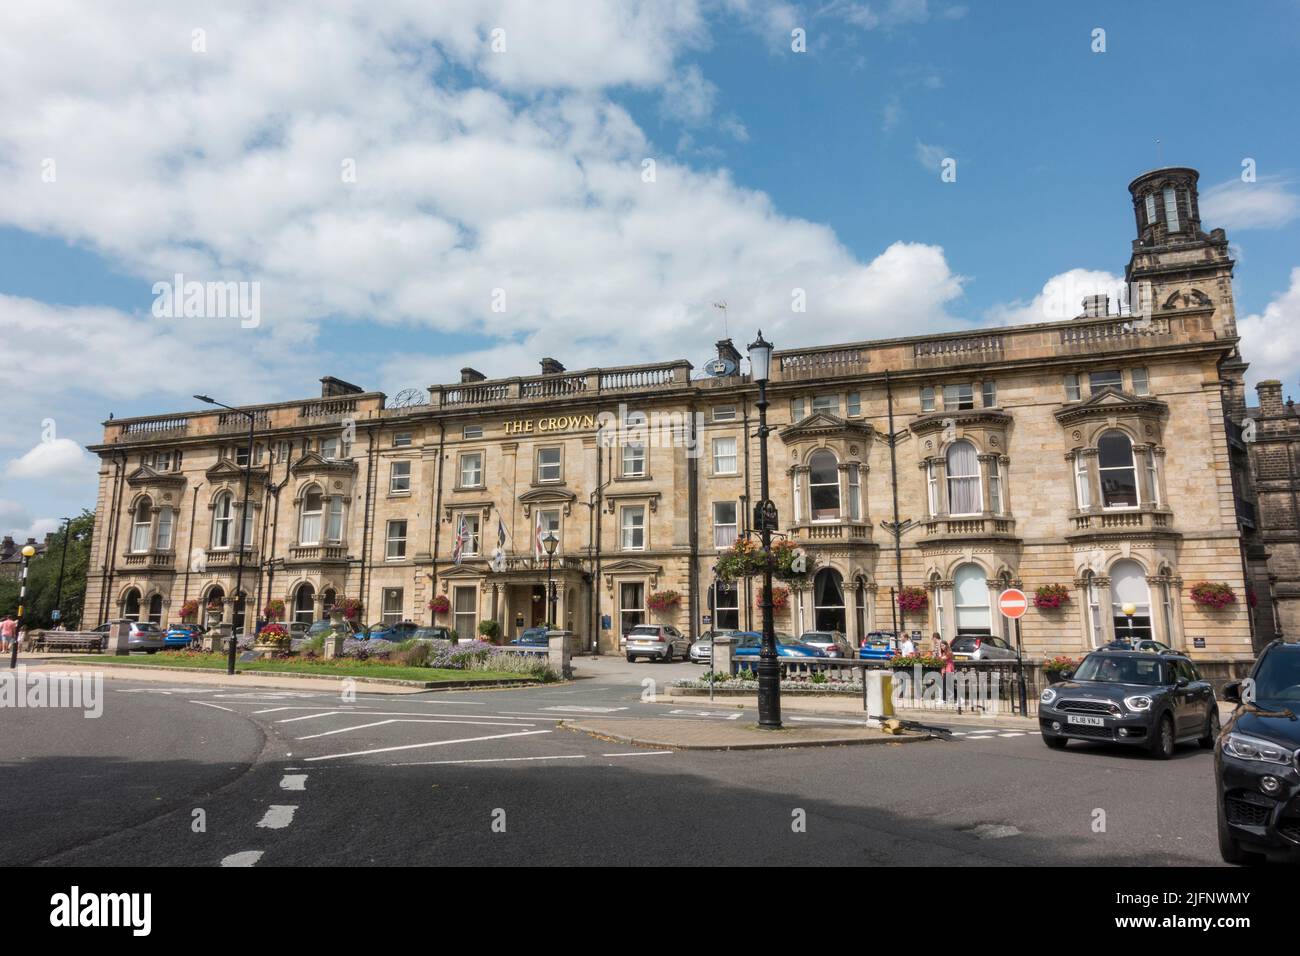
[1038,649,1218,758]
[1215,640,1300,865]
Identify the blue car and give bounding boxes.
[509,627,551,647]
[858,631,899,661]
[364,620,421,642]
[164,624,203,649]
[731,632,827,670]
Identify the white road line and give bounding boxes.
[280,774,307,791]
[252,706,299,715]
[296,717,536,741]
[277,709,539,723]
[220,851,264,867]
[190,701,236,713]
[998,732,1026,738]
[540,705,629,713]
[304,729,552,762]
[391,754,587,767]
[602,751,673,758]
[256,805,298,829]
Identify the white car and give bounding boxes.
[624,624,690,662]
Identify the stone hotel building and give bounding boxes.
[84,168,1264,665]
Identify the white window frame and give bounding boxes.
[386,520,407,560]
[712,437,738,476]
[1163,186,1179,232]
[131,500,153,553]
[807,450,841,522]
[459,452,483,488]
[846,391,862,417]
[848,466,862,521]
[1130,367,1150,396]
[945,441,982,517]
[620,505,646,551]
[389,460,411,494]
[299,488,324,546]
[459,513,481,556]
[393,431,413,447]
[536,446,562,483]
[212,493,234,550]
[712,405,737,422]
[1075,454,1092,509]
[462,425,482,440]
[156,506,174,551]
[1064,374,1082,402]
[713,501,738,549]
[622,442,646,478]
[382,587,404,626]
[1098,431,1141,511]
[921,387,936,413]
[987,457,1002,515]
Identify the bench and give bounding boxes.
[32,631,105,653]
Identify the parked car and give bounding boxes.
[510,627,551,648]
[732,632,828,665]
[689,629,741,664]
[364,620,421,642]
[799,630,853,658]
[164,623,204,649]
[624,624,691,662]
[1106,638,1172,654]
[1038,649,1217,758]
[92,620,168,653]
[858,631,898,661]
[413,626,455,643]
[1216,640,1300,865]
[951,634,1018,662]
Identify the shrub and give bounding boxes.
[889,654,944,669]
[472,650,559,681]
[391,642,432,668]
[477,620,501,642]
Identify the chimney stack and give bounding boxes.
[459,368,487,384]
[1257,380,1286,417]
[320,376,364,398]
[540,357,566,375]
[1081,294,1109,318]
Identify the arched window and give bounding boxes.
[808,450,840,521]
[946,441,981,516]
[1098,431,1139,509]
[299,487,324,545]
[294,583,316,625]
[953,563,991,635]
[1110,559,1152,642]
[212,492,234,549]
[813,568,846,632]
[147,593,163,625]
[131,498,153,553]
[122,588,142,621]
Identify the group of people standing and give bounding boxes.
[897,630,956,675]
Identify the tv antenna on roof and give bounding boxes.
[713,301,728,338]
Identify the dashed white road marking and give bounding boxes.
[277,709,539,724]
[304,729,552,762]
[669,709,745,720]
[391,754,586,767]
[998,733,1026,738]
[280,774,308,791]
[295,717,536,740]
[253,706,299,715]
[190,701,236,713]
[256,805,298,829]
[220,851,264,867]
[540,705,628,713]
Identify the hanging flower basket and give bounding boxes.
[179,600,199,623]
[770,586,790,612]
[1033,584,1071,610]
[897,586,928,613]
[262,598,286,622]
[1189,582,1237,609]
[715,538,768,582]
[335,596,364,620]
[771,540,816,583]
[428,594,450,615]
[647,590,681,613]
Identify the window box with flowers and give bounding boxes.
[897,586,928,613]
[428,594,451,615]
[1033,584,1071,610]
[647,590,681,614]
[1189,582,1237,609]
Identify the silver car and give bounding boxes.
[624,624,690,662]
[93,620,167,653]
[950,634,1017,661]
[798,630,853,658]
[689,629,740,664]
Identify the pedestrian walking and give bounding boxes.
[899,632,916,657]
[929,631,943,657]
[0,614,16,653]
[940,639,956,702]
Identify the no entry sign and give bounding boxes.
[998,588,1029,620]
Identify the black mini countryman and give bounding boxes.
[1216,640,1300,865]
[1038,649,1218,758]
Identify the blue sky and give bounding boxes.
[1,0,1298,537]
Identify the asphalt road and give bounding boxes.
[0,657,1225,866]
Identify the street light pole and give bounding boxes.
[53,516,72,626]
[543,530,559,627]
[196,395,256,675]
[748,331,781,730]
[9,544,36,669]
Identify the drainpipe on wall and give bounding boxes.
[742,396,753,631]
[181,481,202,606]
[430,422,446,622]
[357,424,378,622]
[100,449,127,624]
[886,371,906,637]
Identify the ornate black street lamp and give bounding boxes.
[747,330,781,729]
[195,394,255,675]
[543,530,559,627]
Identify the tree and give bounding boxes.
[0,511,95,629]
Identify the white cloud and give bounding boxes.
[915,140,951,172]
[1200,176,1300,231]
[1239,267,1300,392]
[5,439,100,484]
[0,500,60,542]
[986,269,1127,326]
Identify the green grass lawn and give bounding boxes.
[65,652,533,684]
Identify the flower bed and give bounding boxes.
[671,674,862,695]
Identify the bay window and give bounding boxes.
[156,507,174,551]
[326,495,344,543]
[1098,431,1139,508]
[945,440,981,516]
[130,498,153,553]
[212,493,234,549]
[808,450,840,521]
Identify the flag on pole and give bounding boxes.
[452,514,469,565]
[497,513,507,551]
